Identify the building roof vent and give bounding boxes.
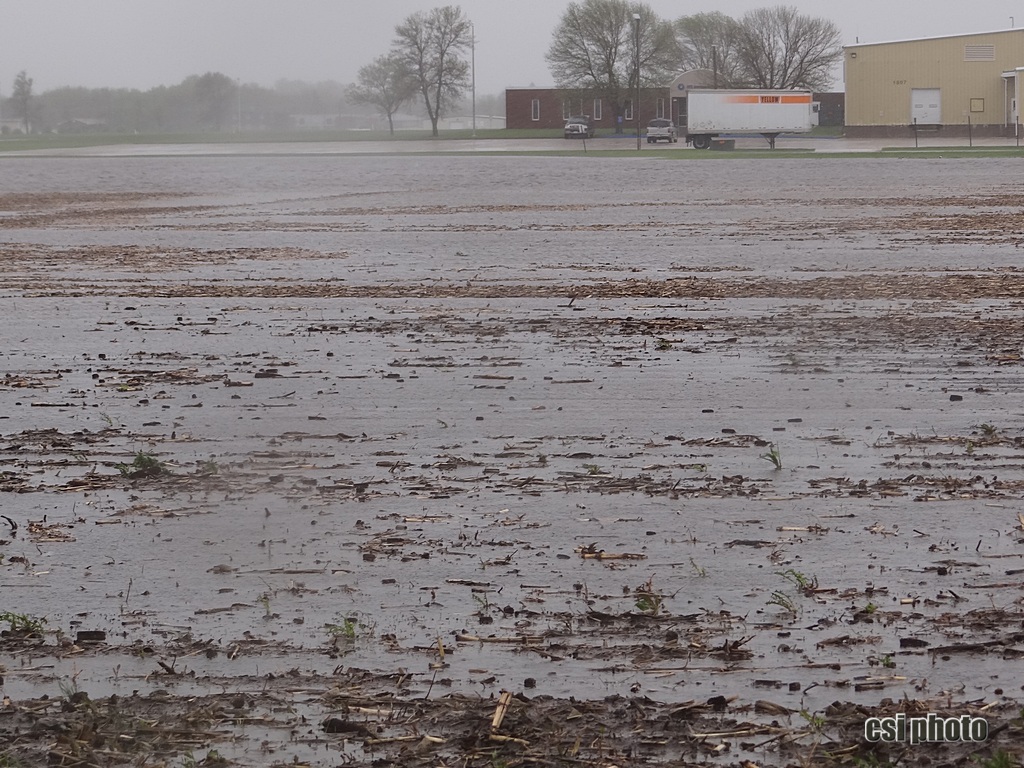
[964,44,996,61]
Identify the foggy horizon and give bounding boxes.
[5,1,1021,98]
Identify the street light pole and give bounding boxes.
[471,22,476,137]
[633,13,641,150]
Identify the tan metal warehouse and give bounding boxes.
[844,29,1024,137]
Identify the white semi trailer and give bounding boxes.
[684,89,814,149]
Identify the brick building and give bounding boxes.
[506,86,672,132]
[507,76,844,132]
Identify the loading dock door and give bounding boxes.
[911,88,941,124]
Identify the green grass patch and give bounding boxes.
[0,611,47,634]
[5,127,1024,159]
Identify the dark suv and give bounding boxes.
[563,116,595,139]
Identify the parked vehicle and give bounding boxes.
[563,116,594,139]
[683,89,813,149]
[646,118,678,143]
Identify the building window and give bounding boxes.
[531,99,540,121]
[970,98,985,113]
[656,98,665,119]
[624,99,633,121]
[593,99,602,121]
[562,100,570,120]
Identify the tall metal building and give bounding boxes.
[844,29,1024,136]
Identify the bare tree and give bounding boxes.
[675,12,744,87]
[546,0,679,133]
[393,5,471,137]
[12,70,33,133]
[191,72,237,131]
[348,54,416,135]
[733,6,842,90]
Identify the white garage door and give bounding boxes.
[911,88,942,125]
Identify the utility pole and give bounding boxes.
[634,13,641,150]
[471,22,476,137]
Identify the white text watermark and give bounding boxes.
[864,713,989,744]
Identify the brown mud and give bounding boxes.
[1,154,1024,766]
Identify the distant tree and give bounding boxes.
[12,70,33,133]
[675,12,744,87]
[348,53,416,135]
[733,6,842,90]
[393,5,472,137]
[546,0,679,133]
[191,72,237,131]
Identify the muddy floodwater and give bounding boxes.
[2,151,1024,766]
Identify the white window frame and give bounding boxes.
[656,98,665,119]
[593,98,602,121]
[624,99,633,121]
[531,99,540,121]
[562,100,570,120]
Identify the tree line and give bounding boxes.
[548,1,843,132]
[3,2,840,137]
[351,2,841,136]
[0,70,401,135]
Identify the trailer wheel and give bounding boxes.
[691,135,711,150]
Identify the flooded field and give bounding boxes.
[2,152,1024,766]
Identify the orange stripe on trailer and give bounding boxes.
[722,94,810,104]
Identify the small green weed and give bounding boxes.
[0,611,47,634]
[777,568,818,594]
[197,459,219,475]
[767,590,798,616]
[634,576,663,615]
[799,708,826,731]
[689,557,708,578]
[57,676,81,702]
[760,443,783,469]
[583,464,603,475]
[473,593,491,612]
[325,617,358,639]
[257,593,272,618]
[116,451,164,478]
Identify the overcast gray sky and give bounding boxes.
[4,1,1019,96]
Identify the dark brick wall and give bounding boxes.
[506,87,671,131]
[508,88,848,132]
[814,92,845,127]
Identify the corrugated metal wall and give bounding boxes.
[845,29,1024,130]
